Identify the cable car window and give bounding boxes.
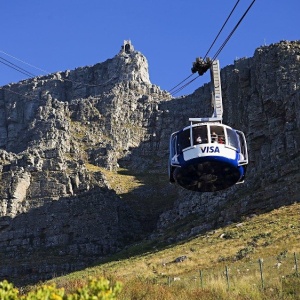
[236,130,248,162]
[177,129,191,152]
[170,134,176,156]
[226,128,239,149]
[210,125,225,144]
[193,126,208,144]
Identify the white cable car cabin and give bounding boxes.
[168,59,248,192]
[168,120,248,192]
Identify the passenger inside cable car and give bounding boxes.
[169,123,248,192]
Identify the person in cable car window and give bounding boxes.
[211,132,218,143]
[196,136,202,144]
[218,135,224,144]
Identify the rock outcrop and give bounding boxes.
[156,40,300,238]
[0,40,299,285]
[0,40,169,284]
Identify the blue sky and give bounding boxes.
[1,0,299,96]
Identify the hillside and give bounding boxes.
[50,202,300,299]
[0,40,299,285]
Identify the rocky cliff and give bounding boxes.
[0,40,299,285]
[157,41,300,240]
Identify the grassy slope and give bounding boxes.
[51,157,300,298]
[49,202,300,297]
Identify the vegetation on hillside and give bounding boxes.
[40,202,300,299]
[0,278,122,300]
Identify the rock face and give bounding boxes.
[0,40,169,284]
[0,40,299,284]
[156,40,300,237]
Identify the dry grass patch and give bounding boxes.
[96,167,144,194]
[49,203,300,299]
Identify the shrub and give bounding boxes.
[0,278,122,300]
[0,280,19,299]
[68,277,122,300]
[22,284,65,300]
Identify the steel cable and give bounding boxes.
[0,56,36,78]
[169,0,256,95]
[203,0,240,61]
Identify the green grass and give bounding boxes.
[47,202,300,299]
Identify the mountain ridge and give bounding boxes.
[0,40,299,285]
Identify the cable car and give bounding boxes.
[168,59,248,192]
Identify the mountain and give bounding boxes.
[0,40,299,285]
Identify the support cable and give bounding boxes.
[0,50,49,74]
[203,0,240,60]
[170,75,200,96]
[168,73,195,94]
[171,0,256,94]
[212,0,256,61]
[168,0,241,95]
[0,56,36,78]
[0,51,119,89]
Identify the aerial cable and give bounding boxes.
[203,0,240,60]
[212,0,256,61]
[0,50,49,74]
[168,73,195,94]
[168,0,241,96]
[0,50,115,89]
[0,56,36,78]
[170,75,200,96]
[172,0,256,93]
[0,50,124,101]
